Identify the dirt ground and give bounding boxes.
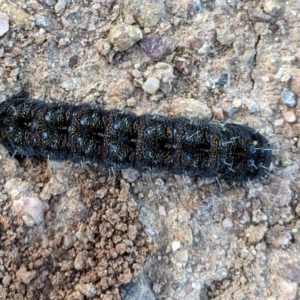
[0,0,300,299]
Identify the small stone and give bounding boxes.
[55,0,67,15]
[266,226,292,249]
[13,196,46,225]
[121,168,140,182]
[124,14,135,25]
[0,12,9,37]
[284,111,296,123]
[142,77,160,94]
[43,0,56,5]
[61,78,77,90]
[140,34,174,61]
[245,222,268,244]
[124,0,165,27]
[96,39,111,56]
[108,24,143,52]
[212,107,224,120]
[263,0,282,17]
[95,187,108,199]
[108,78,135,101]
[296,203,300,217]
[67,291,84,300]
[278,279,297,300]
[175,249,189,266]
[252,209,268,224]
[250,7,272,22]
[232,99,242,108]
[274,119,284,126]
[172,240,181,252]
[248,101,260,114]
[222,218,233,229]
[77,283,96,298]
[74,251,89,270]
[292,124,300,135]
[35,28,46,45]
[4,57,17,67]
[188,36,205,51]
[22,215,35,227]
[1,4,32,29]
[281,260,300,281]
[16,266,37,284]
[36,15,49,28]
[2,274,11,286]
[174,56,192,74]
[158,206,166,216]
[126,97,136,107]
[282,90,297,108]
[68,55,79,68]
[152,62,174,93]
[216,74,228,86]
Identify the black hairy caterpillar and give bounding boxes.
[0,93,272,182]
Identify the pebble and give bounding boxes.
[188,36,205,51]
[284,111,296,123]
[43,0,56,5]
[216,73,228,86]
[248,101,260,114]
[13,196,47,225]
[36,15,49,28]
[121,168,140,182]
[55,0,67,15]
[16,266,37,284]
[250,7,272,22]
[222,218,233,229]
[108,24,143,52]
[142,77,160,94]
[212,107,224,119]
[61,78,77,90]
[108,78,135,100]
[2,274,11,286]
[124,0,165,27]
[121,275,156,300]
[274,119,284,126]
[140,34,174,61]
[96,39,111,56]
[74,251,89,270]
[0,12,9,37]
[1,3,32,29]
[282,90,297,108]
[126,97,136,107]
[245,222,268,244]
[278,279,297,300]
[232,99,242,108]
[263,0,282,17]
[172,240,181,252]
[77,283,96,298]
[281,259,300,281]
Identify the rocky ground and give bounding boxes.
[0,0,300,299]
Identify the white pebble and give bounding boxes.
[142,77,160,94]
[222,218,233,229]
[284,111,296,123]
[0,12,9,37]
[172,240,181,252]
[13,196,46,225]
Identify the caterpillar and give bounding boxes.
[0,93,272,182]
